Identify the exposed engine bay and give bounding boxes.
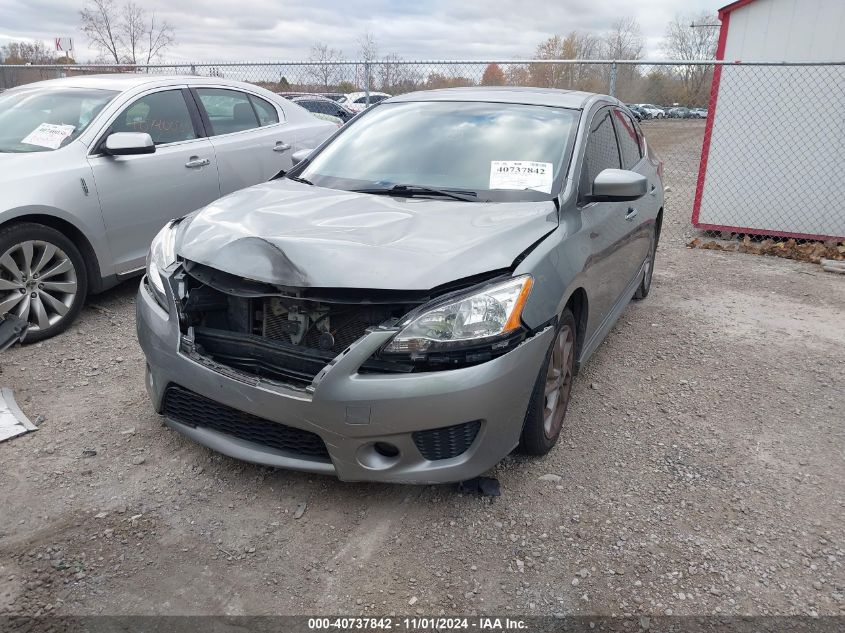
[172,261,525,389]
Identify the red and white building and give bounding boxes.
[693,0,845,241]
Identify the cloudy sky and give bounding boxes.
[0,0,720,62]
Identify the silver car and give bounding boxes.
[0,75,335,340]
[137,87,664,484]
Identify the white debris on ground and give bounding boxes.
[0,387,37,442]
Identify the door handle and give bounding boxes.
[625,207,639,221]
[273,142,292,152]
[649,184,657,196]
[185,157,210,168]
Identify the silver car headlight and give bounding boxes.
[145,221,178,305]
[383,275,533,355]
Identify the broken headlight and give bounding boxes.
[145,221,178,307]
[383,275,533,357]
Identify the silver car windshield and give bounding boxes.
[299,101,579,201]
[0,86,118,153]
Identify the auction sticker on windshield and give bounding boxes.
[489,161,553,193]
[21,123,75,149]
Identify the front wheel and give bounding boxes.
[518,309,577,456]
[0,223,88,342]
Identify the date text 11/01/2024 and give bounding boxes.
[307,617,528,630]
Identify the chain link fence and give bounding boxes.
[2,60,844,254]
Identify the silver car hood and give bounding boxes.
[177,179,558,289]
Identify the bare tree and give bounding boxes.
[0,41,55,64]
[601,17,644,97]
[80,0,123,63]
[121,1,145,64]
[144,11,174,63]
[357,30,378,63]
[356,30,378,89]
[307,42,344,88]
[602,16,644,60]
[662,12,719,105]
[80,0,174,64]
[379,53,418,92]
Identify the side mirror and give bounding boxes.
[291,148,313,166]
[588,169,647,202]
[104,132,155,156]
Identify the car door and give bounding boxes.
[576,106,637,324]
[192,87,293,194]
[87,87,219,274]
[612,107,654,274]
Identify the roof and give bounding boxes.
[16,73,256,92]
[388,86,600,109]
[718,0,758,17]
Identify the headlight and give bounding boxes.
[383,275,533,356]
[145,221,178,305]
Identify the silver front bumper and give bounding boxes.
[136,279,554,484]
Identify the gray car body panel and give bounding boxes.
[137,87,664,483]
[0,74,336,291]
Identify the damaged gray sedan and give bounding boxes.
[137,87,664,483]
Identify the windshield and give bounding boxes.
[299,101,579,201]
[0,86,118,153]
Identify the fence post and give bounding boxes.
[609,61,617,97]
[364,61,371,106]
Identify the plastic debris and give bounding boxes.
[0,388,37,442]
[0,314,28,351]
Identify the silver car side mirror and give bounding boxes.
[588,169,648,202]
[105,132,155,156]
[291,148,313,166]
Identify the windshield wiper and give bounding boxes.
[286,173,314,185]
[352,184,479,202]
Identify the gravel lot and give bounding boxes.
[1,121,843,618]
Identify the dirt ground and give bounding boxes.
[0,121,843,618]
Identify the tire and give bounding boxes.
[634,222,660,300]
[0,222,88,342]
[518,309,577,456]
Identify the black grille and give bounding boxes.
[412,420,482,461]
[262,299,393,353]
[162,385,330,461]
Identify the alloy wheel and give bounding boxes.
[0,240,78,332]
[543,322,575,439]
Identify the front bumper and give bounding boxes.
[136,278,554,484]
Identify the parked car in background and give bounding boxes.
[137,86,664,483]
[0,74,335,340]
[338,91,392,113]
[637,104,665,119]
[292,95,355,123]
[690,107,708,119]
[667,107,691,118]
[626,104,645,121]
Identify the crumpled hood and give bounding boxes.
[177,179,558,289]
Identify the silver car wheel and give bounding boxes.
[0,240,78,332]
[543,323,575,439]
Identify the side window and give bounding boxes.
[304,100,330,114]
[109,90,197,145]
[581,108,621,201]
[354,96,368,104]
[195,88,259,135]
[249,94,280,126]
[613,109,642,169]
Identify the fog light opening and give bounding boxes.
[356,442,402,470]
[374,442,399,458]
